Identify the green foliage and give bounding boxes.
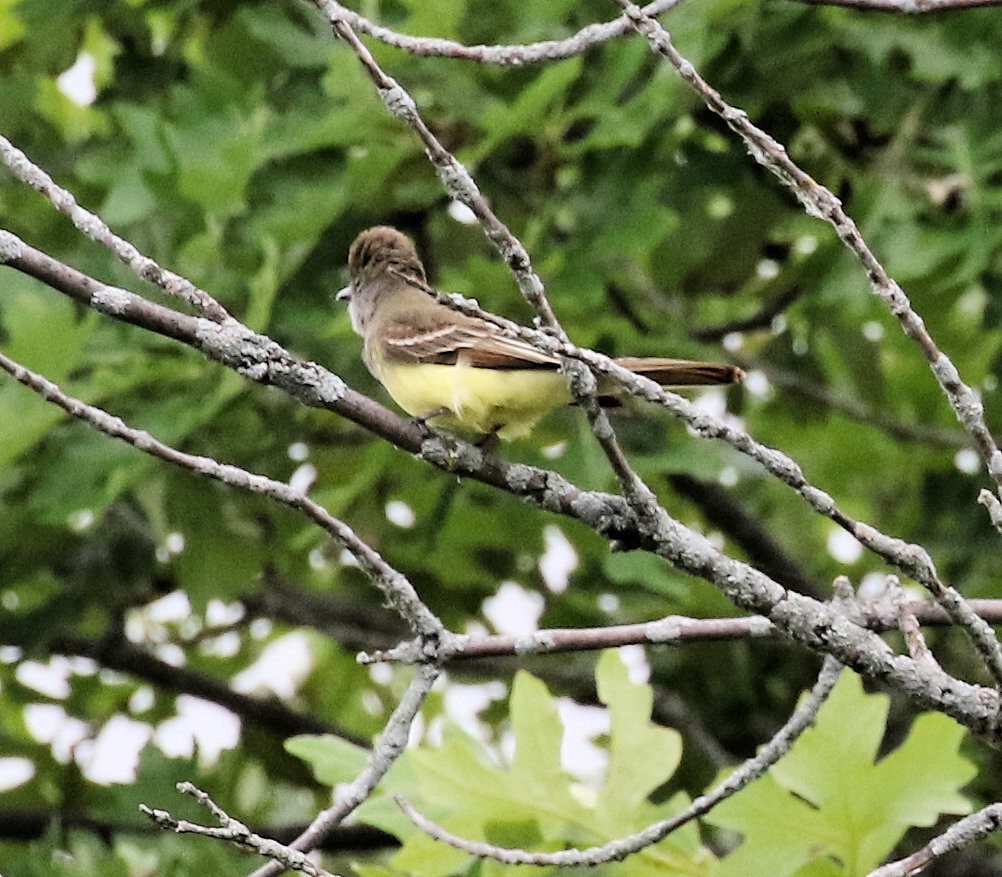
[2,0,1001,873]
[1,829,255,877]
[291,661,975,877]
[709,672,976,877]
[292,653,713,876]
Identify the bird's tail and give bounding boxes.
[613,357,744,387]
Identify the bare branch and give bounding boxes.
[891,578,940,671]
[0,135,228,321]
[0,345,444,640]
[248,664,440,877]
[397,657,842,865]
[141,783,338,877]
[610,0,1002,691]
[363,615,775,664]
[361,599,1002,663]
[867,803,1002,877]
[321,0,681,64]
[791,0,1002,12]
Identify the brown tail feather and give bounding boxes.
[613,356,744,386]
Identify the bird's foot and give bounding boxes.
[411,406,452,429]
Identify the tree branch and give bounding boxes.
[317,0,681,64]
[867,803,1002,877]
[0,135,228,321]
[2,229,999,737]
[142,783,338,877]
[361,599,1002,663]
[52,631,362,743]
[397,657,842,865]
[791,0,1002,12]
[611,0,1002,695]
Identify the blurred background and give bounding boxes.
[2,0,1002,873]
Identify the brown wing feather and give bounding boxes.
[614,357,743,386]
[456,333,559,369]
[375,300,742,384]
[380,310,559,369]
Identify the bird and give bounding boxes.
[338,226,742,441]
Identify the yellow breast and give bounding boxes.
[372,360,570,440]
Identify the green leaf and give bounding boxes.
[475,57,583,158]
[285,654,717,875]
[710,672,975,877]
[597,650,683,811]
[0,0,25,50]
[285,734,370,786]
[508,671,566,786]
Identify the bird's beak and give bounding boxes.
[335,283,353,302]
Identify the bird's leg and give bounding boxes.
[411,406,452,429]
[475,428,501,453]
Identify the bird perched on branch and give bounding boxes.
[338,226,742,441]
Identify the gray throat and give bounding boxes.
[347,278,379,337]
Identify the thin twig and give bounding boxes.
[611,0,1002,690]
[322,0,681,64]
[248,664,440,877]
[0,347,444,640]
[0,135,228,322]
[891,577,940,671]
[141,783,338,877]
[359,599,1002,664]
[867,803,1002,877]
[792,0,1002,12]
[397,657,842,865]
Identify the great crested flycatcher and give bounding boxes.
[338,226,743,441]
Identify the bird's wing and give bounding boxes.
[379,310,559,370]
